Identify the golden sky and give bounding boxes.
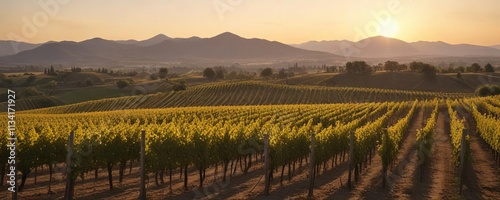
[1,0,499,45]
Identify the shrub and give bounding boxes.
[116,80,129,89]
[476,85,500,96]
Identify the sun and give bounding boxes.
[379,20,399,38]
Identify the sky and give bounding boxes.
[1,0,499,46]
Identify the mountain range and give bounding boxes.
[0,32,334,65]
[0,33,499,65]
[292,36,500,58]
[0,41,45,57]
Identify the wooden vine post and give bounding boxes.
[348,131,354,190]
[308,132,316,198]
[264,134,270,195]
[140,130,146,200]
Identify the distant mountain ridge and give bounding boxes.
[490,45,500,50]
[0,41,45,56]
[292,36,500,58]
[114,34,172,46]
[0,32,335,64]
[2,33,500,64]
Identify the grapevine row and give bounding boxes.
[446,99,469,166]
[416,99,439,167]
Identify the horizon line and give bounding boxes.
[2,32,499,47]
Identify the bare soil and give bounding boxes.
[457,107,500,199]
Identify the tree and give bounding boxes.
[457,66,465,73]
[397,64,408,71]
[20,87,44,97]
[409,61,437,78]
[476,85,500,96]
[384,60,399,72]
[421,64,437,78]
[127,71,138,77]
[173,81,187,91]
[277,69,287,79]
[468,63,482,72]
[227,71,238,80]
[203,68,216,80]
[409,61,423,72]
[260,68,273,78]
[215,69,226,80]
[116,80,129,89]
[26,75,36,84]
[71,67,82,73]
[484,63,495,72]
[346,61,371,74]
[158,68,168,79]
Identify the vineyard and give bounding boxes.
[1,95,499,199]
[0,95,64,112]
[25,81,471,114]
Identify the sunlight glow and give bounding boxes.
[379,20,399,38]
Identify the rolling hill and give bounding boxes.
[0,95,64,112]
[24,81,470,114]
[275,72,500,93]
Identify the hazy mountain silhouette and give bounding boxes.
[3,34,499,64]
[291,40,354,55]
[138,34,171,46]
[1,41,94,63]
[114,34,171,46]
[293,36,500,58]
[134,32,333,60]
[352,36,419,58]
[490,45,500,50]
[411,41,500,56]
[0,41,43,56]
[293,36,419,57]
[0,32,335,64]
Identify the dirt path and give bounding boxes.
[279,158,350,199]
[389,107,425,199]
[457,107,500,199]
[427,105,459,199]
